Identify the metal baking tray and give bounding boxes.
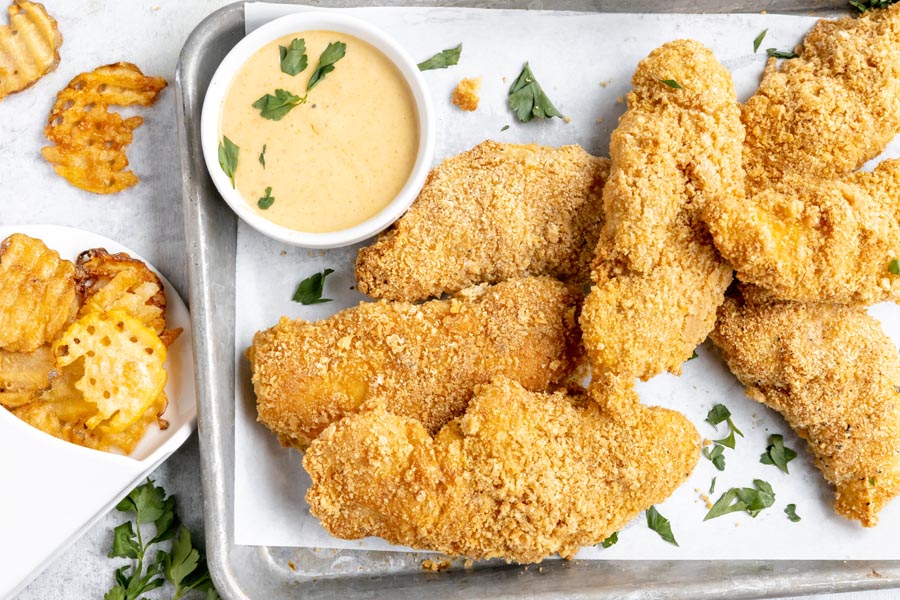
[175,2,900,597]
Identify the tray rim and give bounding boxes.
[175,2,900,598]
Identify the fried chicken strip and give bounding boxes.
[705,159,900,304]
[355,141,610,302]
[304,377,699,563]
[710,292,900,526]
[248,277,584,449]
[580,40,741,379]
[742,3,900,192]
[0,234,77,352]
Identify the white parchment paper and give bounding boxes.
[233,4,900,559]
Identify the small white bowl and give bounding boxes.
[200,12,435,248]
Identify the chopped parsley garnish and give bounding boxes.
[257,186,274,210]
[850,0,900,12]
[889,259,900,275]
[500,125,510,132]
[785,503,801,522]
[417,44,462,71]
[252,88,307,121]
[766,48,799,59]
[753,29,768,53]
[280,38,308,76]
[307,41,347,92]
[688,349,699,361]
[704,444,726,471]
[293,268,334,304]
[217,136,239,188]
[705,480,775,521]
[508,62,564,123]
[258,144,267,168]
[658,78,682,89]
[760,434,798,474]
[600,532,618,548]
[706,404,744,449]
[710,477,717,495]
[646,506,679,546]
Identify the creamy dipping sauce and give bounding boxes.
[219,30,419,233]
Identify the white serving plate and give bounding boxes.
[0,224,196,600]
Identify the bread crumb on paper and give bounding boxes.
[452,77,482,112]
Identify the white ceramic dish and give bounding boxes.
[0,225,196,600]
[200,11,435,248]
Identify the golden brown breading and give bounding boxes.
[704,159,900,305]
[451,77,481,111]
[742,4,900,192]
[580,40,741,380]
[710,291,900,526]
[355,141,609,302]
[0,234,77,353]
[304,377,699,563]
[248,277,584,449]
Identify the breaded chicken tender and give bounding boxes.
[304,377,699,563]
[710,292,900,526]
[355,141,610,302]
[580,40,741,379]
[0,234,77,353]
[742,4,900,192]
[248,277,583,449]
[705,159,900,304]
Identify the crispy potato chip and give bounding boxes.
[0,0,62,100]
[53,310,167,433]
[41,62,166,194]
[0,350,54,403]
[0,345,54,408]
[0,234,78,352]
[76,248,164,330]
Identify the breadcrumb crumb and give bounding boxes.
[451,77,481,111]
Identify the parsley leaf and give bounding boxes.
[706,404,744,449]
[766,48,799,59]
[252,88,307,121]
[760,434,798,474]
[705,480,776,520]
[850,0,899,12]
[646,506,679,546]
[162,527,200,594]
[785,503,801,522]
[258,186,275,210]
[658,78,682,89]
[280,38,308,76]
[508,62,563,123]
[706,404,731,426]
[703,444,726,471]
[753,29,768,53]
[500,125,510,132]
[710,476,717,495]
[293,268,334,304]
[307,41,347,92]
[105,479,218,600]
[417,44,462,71]
[600,532,618,548]
[217,136,239,189]
[688,349,699,361]
[889,259,900,275]
[259,144,266,168]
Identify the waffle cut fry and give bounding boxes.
[41,62,166,194]
[53,310,167,434]
[0,0,62,100]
